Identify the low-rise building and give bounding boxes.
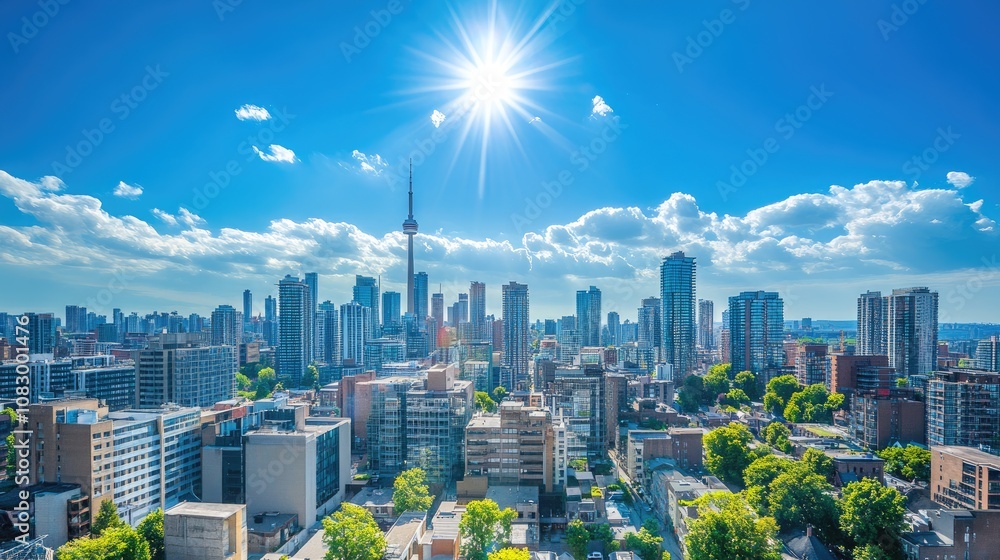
[930,446,1000,510]
[902,509,1000,560]
[164,502,247,560]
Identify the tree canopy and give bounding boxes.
[877,445,930,481]
[704,422,754,484]
[57,525,150,560]
[624,527,664,560]
[733,370,761,401]
[91,500,124,536]
[322,503,386,560]
[136,509,164,560]
[763,422,793,453]
[840,479,906,555]
[685,492,782,560]
[459,499,517,560]
[763,375,800,415]
[393,467,434,514]
[475,391,498,413]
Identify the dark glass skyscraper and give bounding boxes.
[660,251,696,378]
[575,286,602,347]
[502,281,530,390]
[728,291,784,384]
[856,290,886,356]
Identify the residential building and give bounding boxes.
[902,509,1000,560]
[318,301,340,365]
[414,272,429,321]
[502,282,530,390]
[243,289,253,328]
[383,291,402,332]
[697,299,714,350]
[136,333,237,408]
[637,297,661,373]
[353,275,380,337]
[660,252,696,379]
[930,446,1000,510]
[829,354,892,395]
[607,312,620,347]
[304,272,319,360]
[849,389,926,449]
[728,291,784,384]
[887,287,939,377]
[926,369,1000,454]
[404,364,474,484]
[857,290,886,356]
[211,305,241,347]
[340,301,371,366]
[576,286,602,348]
[277,275,312,386]
[794,343,829,387]
[975,336,999,372]
[551,365,605,459]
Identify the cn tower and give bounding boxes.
[402,160,418,315]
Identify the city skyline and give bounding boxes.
[2,3,998,322]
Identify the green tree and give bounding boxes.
[878,445,930,481]
[567,519,591,560]
[763,422,793,453]
[768,469,839,539]
[853,543,894,560]
[5,433,15,478]
[587,523,619,555]
[733,371,760,401]
[58,525,150,560]
[1,407,17,424]
[322,503,386,560]
[895,377,908,388]
[624,527,664,560]
[459,499,517,560]
[784,384,844,424]
[801,448,834,479]
[492,386,508,402]
[719,388,750,409]
[475,391,498,413]
[704,423,754,484]
[763,375,799,415]
[488,548,530,560]
[677,375,707,412]
[685,492,782,560]
[703,366,731,401]
[743,454,796,513]
[92,500,124,536]
[393,467,434,514]
[840,479,906,553]
[136,509,164,560]
[302,364,319,388]
[235,372,252,391]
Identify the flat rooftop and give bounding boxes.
[933,445,1000,467]
[486,486,539,510]
[166,502,244,519]
[385,512,426,554]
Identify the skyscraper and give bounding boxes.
[502,281,530,390]
[403,162,419,315]
[242,289,253,327]
[470,281,487,341]
[340,301,371,366]
[575,286,602,347]
[431,292,445,329]
[353,275,380,337]
[887,287,939,377]
[210,304,241,346]
[660,251,696,378]
[975,336,999,372]
[277,275,311,386]
[414,272,429,320]
[65,305,87,333]
[264,295,277,321]
[304,272,319,361]
[456,293,469,324]
[638,297,661,371]
[857,290,886,356]
[137,333,237,408]
[697,299,714,350]
[263,295,278,348]
[606,311,620,346]
[26,312,56,354]
[319,301,340,365]
[728,291,784,384]
[382,291,401,331]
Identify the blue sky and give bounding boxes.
[1,0,998,323]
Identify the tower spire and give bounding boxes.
[408,159,414,219]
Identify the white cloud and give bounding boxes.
[591,95,613,117]
[234,104,271,121]
[113,181,143,199]
[351,150,388,176]
[152,208,177,226]
[1,170,997,321]
[253,144,297,163]
[528,116,542,124]
[430,110,446,128]
[946,171,975,189]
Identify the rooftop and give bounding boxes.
[385,512,426,556]
[247,512,297,536]
[165,502,244,519]
[932,445,1000,467]
[486,486,539,510]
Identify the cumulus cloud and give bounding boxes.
[946,171,975,189]
[113,181,143,199]
[591,95,613,117]
[351,150,388,175]
[1,170,997,320]
[430,110,446,128]
[234,104,271,121]
[253,144,297,163]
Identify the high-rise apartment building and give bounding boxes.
[794,342,830,387]
[637,297,661,372]
[353,275,380,336]
[930,446,1000,510]
[211,305,241,347]
[728,291,784,384]
[887,287,938,376]
[697,299,714,350]
[277,275,311,386]
[136,333,237,408]
[383,291,402,331]
[431,292,445,329]
[551,365,606,459]
[26,312,57,354]
[575,286,602,348]
[502,282,530,390]
[469,281,487,341]
[926,369,1000,454]
[414,272,429,321]
[340,301,371,366]
[318,301,340,365]
[404,364,474,484]
[65,305,88,333]
[242,289,253,328]
[661,252,696,378]
[856,291,886,356]
[975,336,999,372]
